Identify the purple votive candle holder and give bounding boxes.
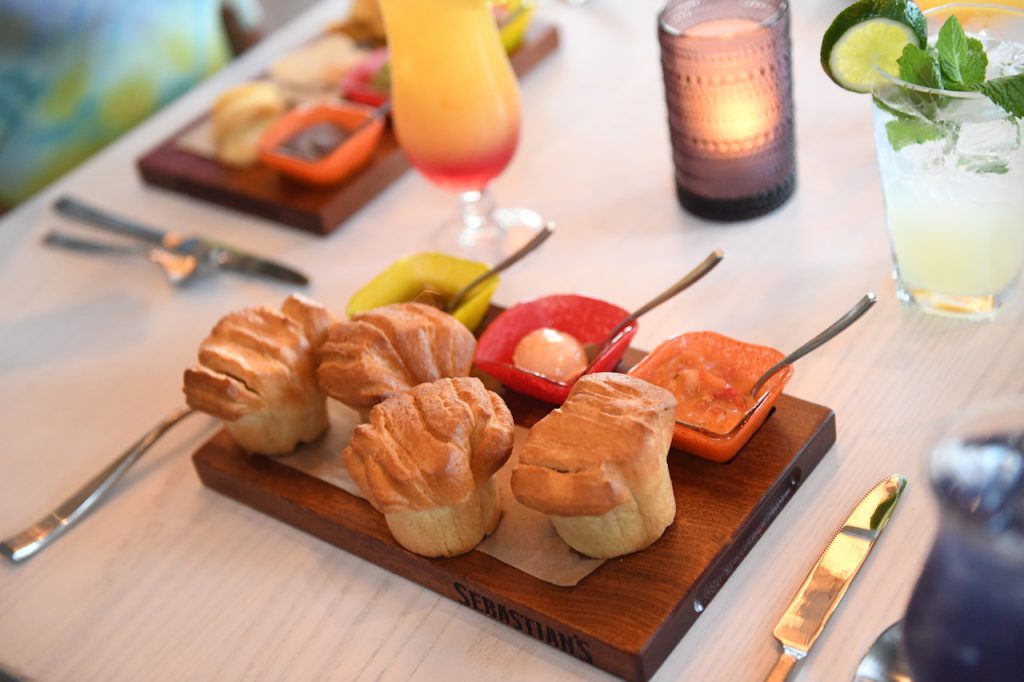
[658,0,796,221]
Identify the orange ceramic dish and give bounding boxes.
[258,101,385,185]
[627,332,793,463]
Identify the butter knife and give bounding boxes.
[54,196,309,286]
[765,474,907,682]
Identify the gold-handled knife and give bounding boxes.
[765,474,907,682]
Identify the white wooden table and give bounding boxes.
[1,1,1021,680]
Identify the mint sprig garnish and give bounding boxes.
[885,118,946,150]
[898,44,944,89]
[936,16,987,87]
[895,14,1024,119]
[977,75,1024,118]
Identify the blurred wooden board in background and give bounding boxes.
[137,23,560,235]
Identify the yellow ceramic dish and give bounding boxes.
[497,0,536,53]
[346,252,498,331]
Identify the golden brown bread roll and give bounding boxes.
[317,302,475,411]
[268,34,365,97]
[280,293,332,349]
[326,0,386,45]
[343,376,515,557]
[183,294,332,455]
[511,373,677,558]
[211,81,286,166]
[349,0,385,39]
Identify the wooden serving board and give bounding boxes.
[192,345,835,681]
[137,23,560,235]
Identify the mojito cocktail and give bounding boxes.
[873,5,1024,318]
[820,0,1024,319]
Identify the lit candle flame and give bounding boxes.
[684,17,780,157]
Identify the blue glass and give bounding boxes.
[904,401,1024,681]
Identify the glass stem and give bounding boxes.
[458,189,496,232]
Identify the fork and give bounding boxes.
[43,230,203,285]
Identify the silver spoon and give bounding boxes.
[676,292,878,437]
[512,248,725,387]
[750,292,878,396]
[445,223,554,313]
[854,621,913,682]
[1,406,197,562]
[43,230,202,285]
[412,223,554,312]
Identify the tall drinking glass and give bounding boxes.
[377,0,544,263]
[903,398,1024,681]
[871,4,1024,319]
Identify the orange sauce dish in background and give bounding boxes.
[628,332,793,462]
[258,101,386,185]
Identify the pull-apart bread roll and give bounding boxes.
[343,377,514,557]
[211,81,286,166]
[317,302,475,411]
[184,294,332,456]
[511,373,677,559]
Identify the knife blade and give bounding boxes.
[765,474,907,682]
[213,249,309,285]
[54,196,309,286]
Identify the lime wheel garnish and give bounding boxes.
[821,0,928,93]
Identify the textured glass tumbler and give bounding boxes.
[903,398,1024,681]
[658,0,795,221]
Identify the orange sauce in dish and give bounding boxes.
[628,332,792,462]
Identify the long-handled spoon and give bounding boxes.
[750,292,877,397]
[513,248,725,387]
[677,292,878,436]
[445,223,554,313]
[582,248,724,364]
[1,407,197,562]
[853,621,912,682]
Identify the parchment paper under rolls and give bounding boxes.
[277,401,604,587]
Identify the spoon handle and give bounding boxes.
[605,248,724,341]
[0,406,196,563]
[580,249,724,377]
[750,292,878,397]
[445,223,554,313]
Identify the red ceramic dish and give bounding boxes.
[627,332,794,463]
[341,48,390,107]
[258,101,385,186]
[474,294,638,404]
